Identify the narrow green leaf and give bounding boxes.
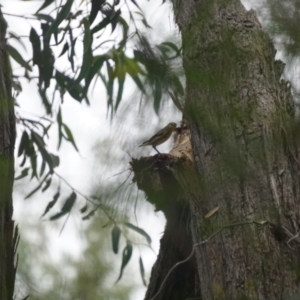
[84,55,106,93]
[153,80,162,115]
[55,70,84,101]
[124,57,145,93]
[7,44,32,71]
[45,0,74,40]
[116,241,133,283]
[115,75,125,111]
[139,256,147,286]
[124,222,151,245]
[117,16,129,49]
[68,29,76,71]
[89,0,105,25]
[130,0,141,10]
[91,17,111,34]
[42,178,52,192]
[41,22,51,46]
[57,107,62,124]
[58,42,69,58]
[40,160,46,177]
[61,191,77,212]
[160,42,179,53]
[50,191,76,220]
[36,0,55,13]
[106,61,114,112]
[82,207,98,220]
[111,225,121,254]
[49,211,67,221]
[80,204,88,213]
[35,13,55,23]
[15,168,30,180]
[29,27,41,65]
[111,17,118,33]
[38,88,52,114]
[20,155,27,168]
[40,149,54,172]
[62,124,78,151]
[141,18,151,29]
[49,153,60,168]
[8,31,27,51]
[18,131,29,157]
[133,50,146,63]
[114,51,125,109]
[30,154,38,179]
[57,131,63,151]
[42,47,54,89]
[31,131,45,149]
[42,190,60,217]
[75,18,92,84]
[25,173,50,199]
[57,107,63,150]
[26,140,35,156]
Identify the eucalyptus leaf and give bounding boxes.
[7,44,32,71]
[45,0,74,40]
[124,222,151,245]
[42,191,60,217]
[139,256,147,286]
[111,225,121,254]
[115,240,133,283]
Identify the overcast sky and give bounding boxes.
[1,0,182,299]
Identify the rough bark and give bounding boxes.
[135,0,300,300]
[177,1,300,299]
[131,145,200,300]
[0,9,17,300]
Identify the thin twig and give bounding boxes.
[3,12,37,20]
[150,219,268,300]
[59,212,71,236]
[54,170,114,222]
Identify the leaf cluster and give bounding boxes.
[111,222,150,285]
[7,0,183,201]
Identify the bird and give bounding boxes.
[139,122,177,154]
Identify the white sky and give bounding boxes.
[1,0,182,299]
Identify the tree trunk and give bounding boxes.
[134,1,300,299]
[0,8,17,300]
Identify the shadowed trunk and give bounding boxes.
[0,8,17,300]
[135,1,300,299]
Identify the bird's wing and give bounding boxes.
[139,127,166,146]
[145,127,166,142]
[153,127,166,137]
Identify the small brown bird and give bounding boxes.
[139,122,177,154]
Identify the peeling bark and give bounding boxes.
[0,8,17,300]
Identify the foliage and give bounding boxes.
[6,0,183,208]
[15,210,136,300]
[249,0,300,100]
[2,0,183,293]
